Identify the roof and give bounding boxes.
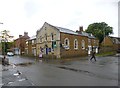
[110,36,120,44]
[38,22,96,39]
[29,35,36,40]
[55,26,79,35]
[55,26,95,38]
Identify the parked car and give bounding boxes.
[7,52,14,56]
[117,49,120,53]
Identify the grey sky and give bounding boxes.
[0,0,119,39]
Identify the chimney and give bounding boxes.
[24,32,28,36]
[79,26,83,33]
[19,35,22,38]
[76,26,83,34]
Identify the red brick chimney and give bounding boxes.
[76,26,83,34]
[79,26,83,33]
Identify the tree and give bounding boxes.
[0,30,14,55]
[85,22,113,43]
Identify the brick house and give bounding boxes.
[101,36,120,51]
[36,22,99,58]
[25,35,36,56]
[14,32,30,55]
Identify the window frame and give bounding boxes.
[81,40,85,49]
[64,38,70,49]
[74,39,78,50]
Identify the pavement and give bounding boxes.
[0,54,119,86]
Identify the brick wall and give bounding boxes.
[60,32,88,58]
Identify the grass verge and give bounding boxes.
[96,51,116,57]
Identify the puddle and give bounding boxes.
[15,62,34,67]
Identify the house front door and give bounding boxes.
[46,48,48,55]
[88,46,92,55]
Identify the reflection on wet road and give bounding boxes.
[1,55,118,86]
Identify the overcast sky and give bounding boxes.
[0,0,119,39]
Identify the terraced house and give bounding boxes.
[14,32,29,55]
[36,22,99,58]
[25,35,36,56]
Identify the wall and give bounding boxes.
[60,32,88,58]
[36,22,61,58]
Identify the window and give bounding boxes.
[64,38,70,49]
[26,41,28,44]
[51,33,54,41]
[44,27,46,30]
[88,39,91,45]
[74,39,78,49]
[32,40,34,45]
[45,34,47,41]
[94,40,96,44]
[81,40,85,49]
[40,36,42,43]
[26,41,28,46]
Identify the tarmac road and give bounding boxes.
[1,55,119,86]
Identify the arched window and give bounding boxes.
[81,40,85,49]
[74,39,78,49]
[64,38,70,49]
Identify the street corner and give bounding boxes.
[2,65,34,86]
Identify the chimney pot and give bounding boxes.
[19,35,22,38]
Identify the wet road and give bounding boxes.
[1,55,119,86]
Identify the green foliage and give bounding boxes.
[2,42,7,55]
[2,42,14,55]
[96,51,116,57]
[85,22,113,43]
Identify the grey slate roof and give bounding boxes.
[28,35,36,40]
[55,26,95,38]
[55,26,78,35]
[38,22,96,39]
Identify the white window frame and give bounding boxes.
[74,39,78,49]
[26,41,28,46]
[81,40,85,49]
[64,38,70,49]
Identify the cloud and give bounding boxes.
[0,0,118,38]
